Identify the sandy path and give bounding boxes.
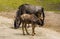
[44,11,60,32]
[0,12,60,39]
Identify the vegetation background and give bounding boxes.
[0,0,60,11]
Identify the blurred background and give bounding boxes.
[0,0,60,11]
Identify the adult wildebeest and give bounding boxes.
[21,14,41,36]
[14,4,45,29]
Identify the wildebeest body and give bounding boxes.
[23,5,42,14]
[14,4,45,29]
[18,4,43,16]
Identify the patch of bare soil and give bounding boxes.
[0,11,60,39]
[44,11,60,32]
[0,10,16,19]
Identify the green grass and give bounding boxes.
[0,0,41,11]
[40,0,60,11]
[0,0,60,11]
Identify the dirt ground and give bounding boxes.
[0,11,60,39]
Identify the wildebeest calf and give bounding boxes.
[20,14,41,36]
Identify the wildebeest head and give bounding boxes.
[37,7,45,26]
[14,17,21,29]
[38,16,45,26]
[35,18,44,26]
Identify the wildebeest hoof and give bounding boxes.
[32,33,35,36]
[34,33,36,34]
[32,34,34,36]
[27,33,30,35]
[23,33,25,35]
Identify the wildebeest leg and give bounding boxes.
[22,22,25,35]
[32,23,35,36]
[25,22,29,35]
